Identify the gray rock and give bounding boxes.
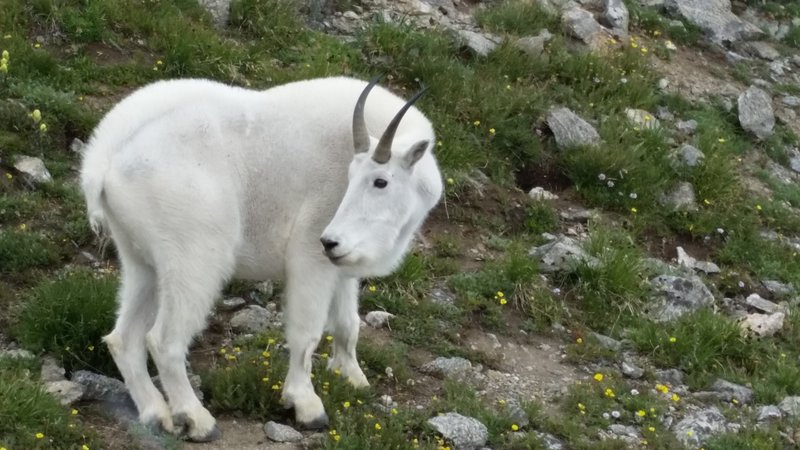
[198,0,231,28]
[659,182,698,212]
[676,119,698,134]
[529,235,599,273]
[41,356,66,382]
[514,30,553,58]
[365,310,395,328]
[625,108,661,129]
[218,297,246,311]
[230,305,278,333]
[762,280,795,298]
[740,312,784,337]
[0,348,35,360]
[13,155,53,185]
[535,431,565,450]
[655,368,686,386]
[546,107,601,149]
[710,379,753,404]
[71,370,129,402]
[602,0,629,31]
[506,399,530,428]
[421,357,472,379]
[756,405,782,423]
[778,396,800,416]
[427,412,489,450]
[673,407,729,447]
[675,144,705,167]
[528,187,559,201]
[744,293,780,313]
[45,380,85,405]
[621,360,644,378]
[650,275,714,321]
[790,150,800,174]
[562,6,611,50]
[676,246,719,273]
[738,86,774,140]
[664,0,762,45]
[264,421,303,442]
[457,30,501,57]
[430,285,457,307]
[782,96,800,108]
[742,41,781,61]
[559,207,597,222]
[608,424,640,440]
[589,332,621,351]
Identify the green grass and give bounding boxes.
[0,355,98,449]
[14,269,118,375]
[0,229,59,273]
[475,0,560,36]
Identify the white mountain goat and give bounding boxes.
[79,75,443,441]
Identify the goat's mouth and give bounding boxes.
[325,251,351,264]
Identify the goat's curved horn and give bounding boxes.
[353,75,383,154]
[372,85,429,164]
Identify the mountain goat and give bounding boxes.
[80,75,443,441]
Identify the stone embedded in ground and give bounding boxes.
[757,405,782,423]
[427,412,488,450]
[744,293,780,314]
[621,359,644,378]
[254,280,274,299]
[676,119,698,134]
[45,380,86,405]
[740,312,784,337]
[602,0,629,31]
[72,370,129,402]
[457,30,501,57]
[589,332,621,351]
[562,6,612,50]
[650,274,714,321]
[607,424,640,444]
[429,284,457,307]
[263,421,303,443]
[659,182,698,212]
[783,96,800,108]
[365,310,395,328]
[421,356,473,379]
[506,399,530,428]
[197,0,231,28]
[779,396,800,416]
[710,379,754,404]
[655,368,686,386]
[738,85,775,140]
[218,296,246,311]
[13,155,53,185]
[41,356,66,382]
[673,407,730,447]
[664,0,762,45]
[676,246,720,274]
[625,108,661,130]
[529,235,599,273]
[762,280,796,298]
[546,107,601,149]
[513,30,553,58]
[674,144,705,167]
[0,348,35,359]
[534,431,565,450]
[230,305,278,334]
[528,187,559,201]
[741,41,781,61]
[559,207,597,222]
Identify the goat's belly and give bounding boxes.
[232,251,285,281]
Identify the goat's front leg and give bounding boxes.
[281,263,337,429]
[327,277,368,388]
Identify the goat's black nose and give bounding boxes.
[320,237,339,251]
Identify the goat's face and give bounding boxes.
[321,138,429,277]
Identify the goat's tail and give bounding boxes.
[79,142,110,237]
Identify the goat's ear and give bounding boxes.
[402,140,429,170]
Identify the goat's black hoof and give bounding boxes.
[297,412,329,430]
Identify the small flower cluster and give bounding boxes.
[1,49,8,73]
[493,290,507,305]
[29,108,47,133]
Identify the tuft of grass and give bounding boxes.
[0,229,59,273]
[0,356,99,448]
[14,269,118,375]
[524,201,559,235]
[475,1,560,36]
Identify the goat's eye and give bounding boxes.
[373,178,388,189]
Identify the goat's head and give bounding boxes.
[320,77,432,277]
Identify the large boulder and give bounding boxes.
[738,86,774,140]
[664,0,762,45]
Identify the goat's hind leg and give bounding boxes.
[327,277,368,388]
[146,253,232,442]
[103,242,173,433]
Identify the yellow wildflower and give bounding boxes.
[0,63,7,73]
[326,335,333,342]
[489,128,496,135]
[18,223,27,231]
[83,446,90,450]
[87,345,95,351]
[271,384,280,390]
[374,423,382,431]
[648,426,655,432]
[604,388,615,398]
[72,408,79,415]
[156,60,163,65]
[498,399,506,405]
[34,43,41,48]
[641,47,648,54]
[262,377,269,382]
[511,424,519,431]
[718,138,726,143]
[31,109,41,123]
[36,432,44,439]
[1,49,8,59]
[39,123,47,132]
[391,408,398,415]
[499,298,507,305]
[368,285,377,292]
[593,373,604,382]
[669,336,677,343]
[262,350,270,358]
[576,337,583,344]
[343,401,351,408]
[637,410,646,417]
[473,120,480,126]
[755,204,762,211]
[672,393,680,402]
[446,177,454,185]
[655,384,669,393]
[321,352,328,359]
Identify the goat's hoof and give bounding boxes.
[172,412,222,442]
[297,412,329,430]
[188,424,222,443]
